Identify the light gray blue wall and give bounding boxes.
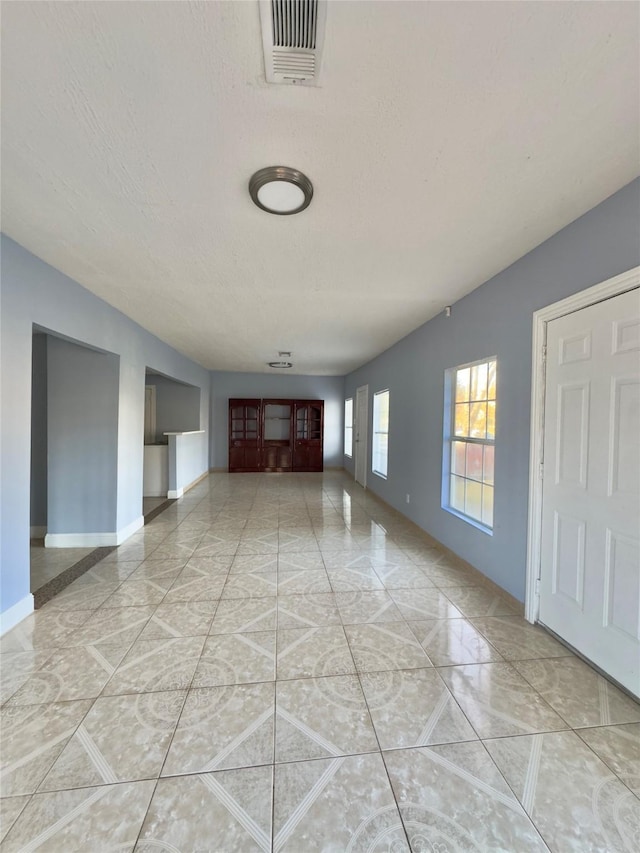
[47,336,120,534]
[0,235,211,616]
[169,433,208,494]
[147,374,201,440]
[345,179,640,602]
[210,372,345,469]
[29,334,48,529]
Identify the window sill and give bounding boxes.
[372,470,387,480]
[443,505,493,536]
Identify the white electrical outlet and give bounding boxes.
[406,494,410,504]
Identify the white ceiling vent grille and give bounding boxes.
[259,0,327,86]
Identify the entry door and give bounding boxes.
[354,385,368,488]
[539,287,640,695]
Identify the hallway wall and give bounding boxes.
[47,336,120,539]
[344,178,640,601]
[0,236,211,626]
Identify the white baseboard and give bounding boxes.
[30,525,47,538]
[116,515,144,544]
[0,594,34,636]
[44,516,143,549]
[168,488,184,499]
[45,532,118,548]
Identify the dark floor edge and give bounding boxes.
[33,546,117,609]
[33,500,177,608]
[144,498,176,524]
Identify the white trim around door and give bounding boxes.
[525,265,640,624]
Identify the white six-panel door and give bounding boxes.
[539,287,640,696]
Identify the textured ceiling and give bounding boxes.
[2,1,639,375]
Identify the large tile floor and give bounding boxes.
[1,472,639,851]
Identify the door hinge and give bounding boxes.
[539,462,544,479]
[541,344,547,366]
[535,578,541,595]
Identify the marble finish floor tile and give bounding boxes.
[275,675,378,763]
[162,682,275,775]
[273,753,408,852]
[5,643,130,705]
[334,590,404,624]
[442,584,520,617]
[388,587,463,620]
[1,699,93,796]
[2,780,155,852]
[221,571,279,599]
[384,741,548,851]
[6,472,639,850]
[514,656,640,728]
[409,617,504,666]
[192,631,276,687]
[184,554,234,573]
[277,569,332,595]
[70,560,140,585]
[360,668,477,750]
[370,564,436,589]
[230,554,278,574]
[326,567,385,592]
[344,622,433,673]
[209,597,278,634]
[0,649,53,704]
[421,565,480,587]
[577,723,640,794]
[276,626,356,680]
[278,552,326,571]
[485,730,638,853]
[136,766,273,853]
[0,611,92,654]
[470,615,573,660]
[439,662,568,738]
[39,690,186,790]
[276,593,342,628]
[0,796,30,844]
[103,635,205,695]
[137,599,219,640]
[63,605,155,648]
[162,567,227,603]
[102,578,169,607]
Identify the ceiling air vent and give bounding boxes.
[259,0,327,86]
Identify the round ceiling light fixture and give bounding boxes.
[249,166,313,215]
[267,361,293,369]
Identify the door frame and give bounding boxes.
[354,385,369,488]
[144,385,157,445]
[525,265,640,624]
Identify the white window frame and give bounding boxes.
[372,389,389,479]
[344,398,353,458]
[442,357,496,534]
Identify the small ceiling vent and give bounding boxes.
[259,0,327,86]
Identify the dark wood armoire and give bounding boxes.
[228,398,323,473]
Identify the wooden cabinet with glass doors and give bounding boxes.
[228,398,323,472]
[228,399,262,472]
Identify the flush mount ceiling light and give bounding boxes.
[268,361,293,368]
[249,167,313,215]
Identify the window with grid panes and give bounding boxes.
[372,390,389,478]
[344,398,353,457]
[446,359,496,530]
